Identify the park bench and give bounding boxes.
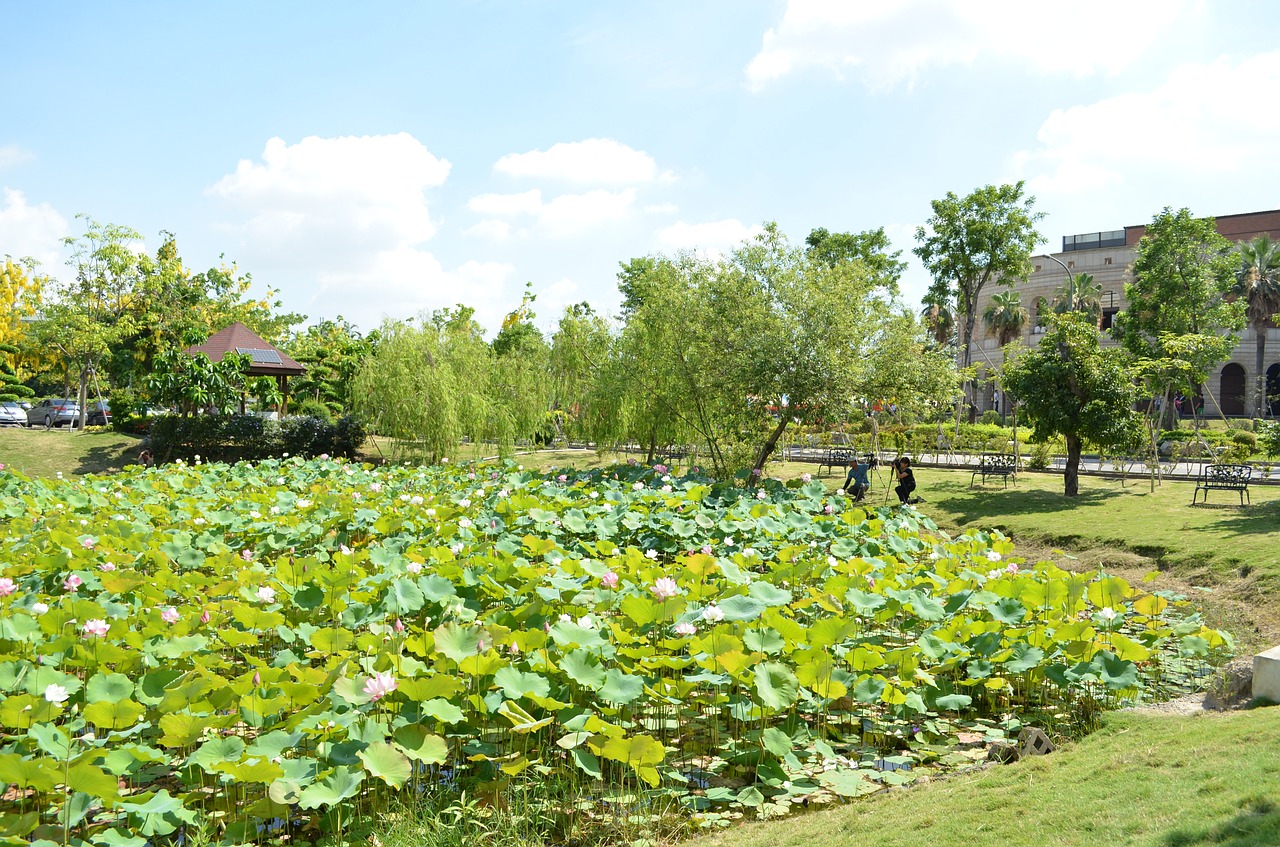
[818,448,856,477]
[1191,463,1252,506]
[970,453,1016,488]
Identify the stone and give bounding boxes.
[986,742,1019,764]
[1254,645,1280,704]
[1204,659,1254,710]
[1017,727,1056,757]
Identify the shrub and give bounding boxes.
[148,413,366,464]
[1028,440,1053,469]
[290,397,334,422]
[1260,421,1280,459]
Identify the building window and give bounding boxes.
[1101,309,1118,330]
[1104,257,1112,265]
[1067,260,1075,269]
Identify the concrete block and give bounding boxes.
[1254,645,1280,703]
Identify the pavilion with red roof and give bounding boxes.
[183,322,305,414]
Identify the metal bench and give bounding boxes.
[970,453,1016,488]
[818,448,856,477]
[1192,463,1252,506]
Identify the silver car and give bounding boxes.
[25,398,81,429]
[0,402,25,426]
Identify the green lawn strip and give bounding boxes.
[0,427,142,478]
[914,468,1280,593]
[685,709,1280,847]
[766,461,1280,595]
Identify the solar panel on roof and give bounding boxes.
[235,347,283,365]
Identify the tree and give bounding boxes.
[1003,313,1142,496]
[146,349,251,417]
[920,297,955,348]
[1052,272,1102,323]
[0,257,44,350]
[805,227,907,283]
[1230,235,1280,416]
[982,290,1029,348]
[286,318,376,416]
[1113,207,1243,424]
[914,182,1043,420]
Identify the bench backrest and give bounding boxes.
[827,448,856,463]
[980,454,1015,471]
[1203,463,1252,484]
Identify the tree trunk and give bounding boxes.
[1064,433,1082,496]
[962,312,978,423]
[754,416,790,477]
[77,363,90,432]
[1256,326,1267,418]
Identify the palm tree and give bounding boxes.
[1052,272,1102,323]
[1231,235,1280,417]
[921,299,955,347]
[983,289,1029,348]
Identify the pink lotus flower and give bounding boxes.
[82,619,110,638]
[801,473,812,483]
[700,545,713,556]
[0,578,15,597]
[81,537,96,549]
[160,607,180,623]
[256,586,276,604]
[651,577,679,600]
[1006,563,1019,575]
[394,618,405,633]
[601,571,619,589]
[557,474,568,482]
[200,609,211,624]
[363,671,398,701]
[241,549,254,561]
[64,575,83,592]
[824,504,834,514]
[252,671,262,686]
[99,563,116,572]
[653,464,668,474]
[673,622,697,637]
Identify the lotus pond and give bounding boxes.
[0,458,1231,844]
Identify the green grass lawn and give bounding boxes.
[684,708,1280,847]
[0,426,143,478]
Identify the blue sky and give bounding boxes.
[4,1,1279,334]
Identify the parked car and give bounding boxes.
[25,398,81,429]
[86,400,111,427]
[0,402,25,426]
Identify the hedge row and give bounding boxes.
[147,414,366,464]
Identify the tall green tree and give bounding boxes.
[805,226,907,283]
[1230,235,1280,416]
[1003,313,1142,496]
[913,182,1043,420]
[1113,207,1243,419]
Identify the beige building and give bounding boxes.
[967,209,1280,418]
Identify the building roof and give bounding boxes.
[183,323,306,376]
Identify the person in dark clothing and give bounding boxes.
[893,456,920,505]
[842,458,872,501]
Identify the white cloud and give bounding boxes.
[0,145,34,169]
[1015,53,1280,195]
[207,133,525,330]
[655,219,764,254]
[535,277,581,325]
[745,0,1184,91]
[644,202,679,215]
[0,187,69,272]
[468,189,544,217]
[465,188,637,237]
[494,138,658,184]
[462,219,513,241]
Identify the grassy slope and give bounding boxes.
[0,427,142,478]
[686,709,1280,847]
